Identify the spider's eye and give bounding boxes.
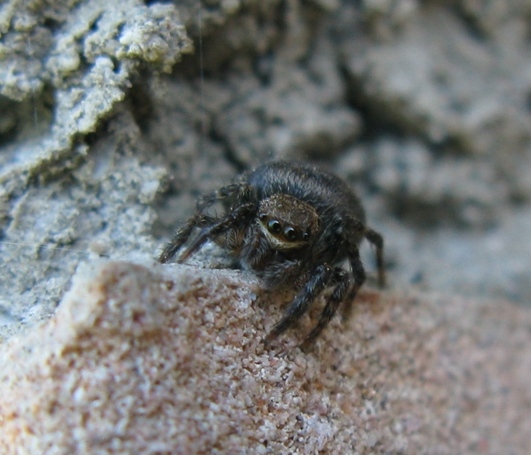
[259,213,267,221]
[284,227,297,241]
[302,231,310,241]
[267,219,282,234]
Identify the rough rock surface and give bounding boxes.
[1,0,531,452]
[0,261,529,454]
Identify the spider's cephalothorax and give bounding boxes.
[158,161,385,348]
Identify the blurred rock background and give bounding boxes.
[1,0,531,340]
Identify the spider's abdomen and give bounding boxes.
[246,161,366,224]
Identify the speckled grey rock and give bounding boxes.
[0,0,191,339]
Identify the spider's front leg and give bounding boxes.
[177,202,256,263]
[158,213,214,263]
[158,182,254,264]
[265,263,337,346]
[340,241,367,322]
[300,269,351,349]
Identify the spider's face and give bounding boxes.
[257,194,320,251]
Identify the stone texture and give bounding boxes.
[0,0,191,338]
[1,0,531,450]
[0,261,529,454]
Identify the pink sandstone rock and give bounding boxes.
[0,260,529,454]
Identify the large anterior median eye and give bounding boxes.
[284,226,297,241]
[259,212,307,244]
[267,219,282,234]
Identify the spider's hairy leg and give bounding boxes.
[365,227,385,287]
[341,241,367,322]
[265,264,335,344]
[258,259,303,289]
[177,202,256,263]
[300,268,351,350]
[158,183,254,264]
[158,214,215,263]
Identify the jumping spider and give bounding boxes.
[158,161,385,348]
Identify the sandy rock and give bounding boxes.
[0,260,529,454]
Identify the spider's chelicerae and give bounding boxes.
[159,161,385,348]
